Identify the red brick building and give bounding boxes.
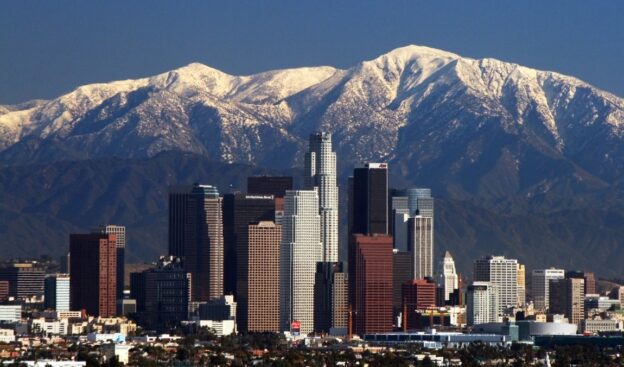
[353,234,393,335]
[69,233,117,317]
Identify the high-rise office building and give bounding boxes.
[531,268,564,311]
[517,264,526,307]
[280,190,322,335]
[566,271,596,295]
[94,225,126,305]
[473,256,518,315]
[408,216,434,279]
[0,263,45,299]
[70,233,117,317]
[353,234,394,335]
[130,256,191,329]
[314,262,348,334]
[402,279,437,329]
[349,163,388,308]
[245,221,281,332]
[304,132,339,263]
[390,188,434,251]
[549,277,585,325]
[350,163,388,236]
[392,250,414,320]
[44,274,70,311]
[168,184,224,301]
[438,251,459,302]
[247,176,293,198]
[223,194,275,298]
[467,282,499,326]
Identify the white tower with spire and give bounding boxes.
[304,132,339,262]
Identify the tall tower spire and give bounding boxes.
[304,132,339,262]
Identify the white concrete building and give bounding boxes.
[304,132,339,263]
[438,251,459,301]
[531,268,565,311]
[467,282,499,326]
[280,190,322,335]
[409,216,434,279]
[474,256,518,314]
[0,305,21,322]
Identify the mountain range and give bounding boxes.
[1,45,623,276]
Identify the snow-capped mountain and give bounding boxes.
[2,45,624,205]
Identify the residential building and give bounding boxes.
[466,282,499,326]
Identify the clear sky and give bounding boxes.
[1,0,623,104]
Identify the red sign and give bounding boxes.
[291,320,301,335]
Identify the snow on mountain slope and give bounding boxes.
[1,45,624,197]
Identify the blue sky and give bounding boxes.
[1,0,623,104]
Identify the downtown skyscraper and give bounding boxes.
[168,184,224,302]
[304,132,339,262]
[280,190,322,335]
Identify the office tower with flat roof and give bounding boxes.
[223,194,275,298]
[348,163,388,309]
[393,250,414,320]
[390,194,410,251]
[304,132,339,263]
[280,190,322,335]
[549,277,585,325]
[473,256,518,315]
[531,268,564,311]
[402,279,437,329]
[467,282,499,326]
[44,274,70,311]
[350,163,388,236]
[130,256,191,329]
[0,263,45,299]
[408,216,434,279]
[566,271,596,295]
[314,262,348,334]
[353,234,394,335]
[169,184,224,301]
[70,233,117,317]
[247,176,293,198]
[94,225,126,306]
[245,221,281,332]
[438,251,459,302]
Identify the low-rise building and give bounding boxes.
[581,319,623,334]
